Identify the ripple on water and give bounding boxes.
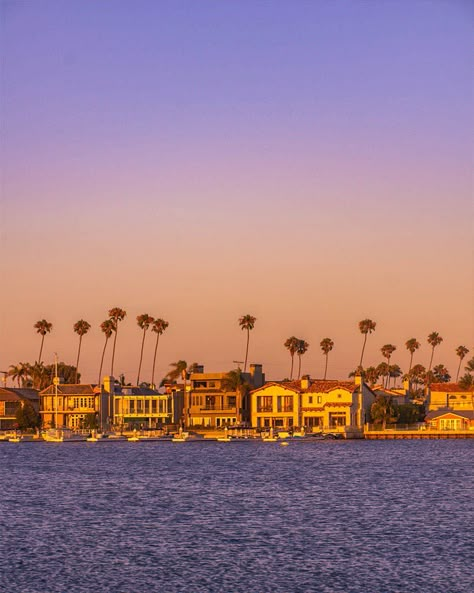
[0,439,473,593]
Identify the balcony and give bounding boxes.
[200,405,236,412]
[256,406,273,413]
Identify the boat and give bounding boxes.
[262,428,278,442]
[172,429,189,442]
[217,427,232,442]
[42,428,86,443]
[8,433,22,443]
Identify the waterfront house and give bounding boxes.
[250,375,375,436]
[427,383,474,412]
[425,409,474,430]
[187,364,265,428]
[0,387,39,430]
[40,383,100,429]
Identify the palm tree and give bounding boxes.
[151,318,169,389]
[405,338,420,374]
[358,319,376,368]
[238,314,256,372]
[376,362,390,387]
[465,357,474,374]
[364,366,379,386]
[34,319,53,363]
[320,338,334,380]
[108,307,127,377]
[98,319,116,385]
[296,339,309,380]
[30,362,49,390]
[388,364,402,388]
[455,346,469,382]
[8,363,31,388]
[73,320,91,383]
[427,332,443,378]
[432,364,451,383]
[165,360,189,383]
[381,344,397,388]
[136,314,154,385]
[284,336,299,380]
[221,368,251,424]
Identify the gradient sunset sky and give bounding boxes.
[1,1,472,385]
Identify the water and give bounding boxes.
[1,439,473,593]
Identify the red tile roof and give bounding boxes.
[430,383,474,393]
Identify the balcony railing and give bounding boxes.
[200,405,236,411]
[256,406,273,412]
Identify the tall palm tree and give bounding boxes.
[376,362,390,387]
[151,318,169,389]
[427,332,443,377]
[432,363,451,383]
[239,314,256,372]
[284,336,299,380]
[34,319,53,363]
[296,339,309,380]
[136,314,154,385]
[358,319,376,368]
[388,364,402,388]
[108,307,127,377]
[455,346,469,382]
[98,319,116,385]
[73,319,91,383]
[320,338,334,380]
[381,344,397,388]
[405,338,420,374]
[221,368,251,424]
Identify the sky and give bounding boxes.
[1,0,472,385]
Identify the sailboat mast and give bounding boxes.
[54,353,58,428]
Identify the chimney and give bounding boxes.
[403,378,410,394]
[300,375,311,390]
[354,373,362,387]
[101,376,115,430]
[250,364,264,388]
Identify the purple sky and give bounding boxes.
[1,1,472,384]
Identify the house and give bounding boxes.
[425,409,474,430]
[186,364,265,428]
[0,388,39,430]
[250,375,375,436]
[427,383,474,412]
[39,383,100,429]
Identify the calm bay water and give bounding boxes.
[0,439,472,593]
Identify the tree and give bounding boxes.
[34,319,53,364]
[108,307,127,377]
[459,374,474,389]
[165,360,188,383]
[405,338,420,374]
[376,362,390,387]
[370,395,399,429]
[320,338,334,380]
[73,319,91,383]
[29,362,50,390]
[427,332,443,377]
[136,314,154,385]
[284,336,299,380]
[98,319,116,385]
[431,364,451,383]
[388,364,402,387]
[465,357,474,374]
[296,339,309,380]
[221,368,251,424]
[364,366,379,386]
[358,319,376,368]
[381,344,397,388]
[151,318,169,389]
[15,400,40,430]
[238,314,256,372]
[455,346,469,382]
[8,363,31,388]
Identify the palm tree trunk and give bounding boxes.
[151,334,160,389]
[75,335,83,384]
[456,358,462,382]
[244,329,250,372]
[409,352,414,374]
[290,355,294,380]
[297,355,302,380]
[38,335,45,364]
[137,329,147,385]
[98,337,109,385]
[324,354,328,380]
[359,334,368,368]
[428,347,435,373]
[111,329,118,376]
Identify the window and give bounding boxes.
[257,396,272,412]
[317,396,322,404]
[277,396,293,412]
[308,396,313,404]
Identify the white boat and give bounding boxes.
[8,434,22,443]
[42,428,86,443]
[172,430,189,442]
[262,428,278,442]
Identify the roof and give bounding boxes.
[251,379,362,395]
[40,384,97,396]
[425,409,474,420]
[0,388,22,402]
[7,388,39,401]
[115,386,161,396]
[430,383,474,393]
